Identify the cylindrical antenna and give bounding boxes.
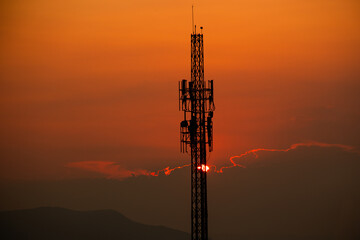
[192,5,195,33]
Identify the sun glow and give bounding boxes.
[197,164,210,172]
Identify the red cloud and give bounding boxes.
[66,161,190,180]
[214,141,356,173]
[66,161,152,179]
[66,142,356,179]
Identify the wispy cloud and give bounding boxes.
[213,141,355,173]
[66,161,190,180]
[66,142,356,179]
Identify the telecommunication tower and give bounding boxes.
[179,22,215,240]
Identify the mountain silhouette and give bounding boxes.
[0,207,190,240]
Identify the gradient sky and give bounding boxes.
[1,0,359,180]
[1,0,360,238]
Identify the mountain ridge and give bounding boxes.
[0,207,189,240]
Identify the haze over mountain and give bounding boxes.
[1,145,359,240]
[0,207,189,240]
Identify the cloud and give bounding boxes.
[66,161,152,180]
[66,141,357,180]
[66,161,190,180]
[215,141,356,173]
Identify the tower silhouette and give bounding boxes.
[179,25,215,240]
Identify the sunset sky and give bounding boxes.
[1,0,360,238]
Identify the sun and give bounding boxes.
[197,164,210,172]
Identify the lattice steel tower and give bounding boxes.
[179,25,215,240]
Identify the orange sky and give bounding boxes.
[0,0,359,180]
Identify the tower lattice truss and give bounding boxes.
[179,32,215,240]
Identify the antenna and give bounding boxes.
[192,5,195,33]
